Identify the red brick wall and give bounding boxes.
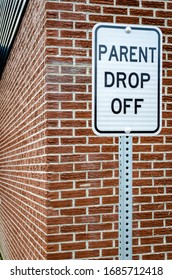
[0,0,172,260]
[0,0,48,259]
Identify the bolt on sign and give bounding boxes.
[92,24,162,136]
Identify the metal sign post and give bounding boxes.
[119,136,132,260]
[92,23,162,260]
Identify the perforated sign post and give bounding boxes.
[92,23,162,259]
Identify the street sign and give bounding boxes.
[92,23,162,136]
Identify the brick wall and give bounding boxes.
[0,0,48,259]
[0,0,172,260]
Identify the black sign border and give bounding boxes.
[93,24,162,135]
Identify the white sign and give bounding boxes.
[92,23,162,136]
